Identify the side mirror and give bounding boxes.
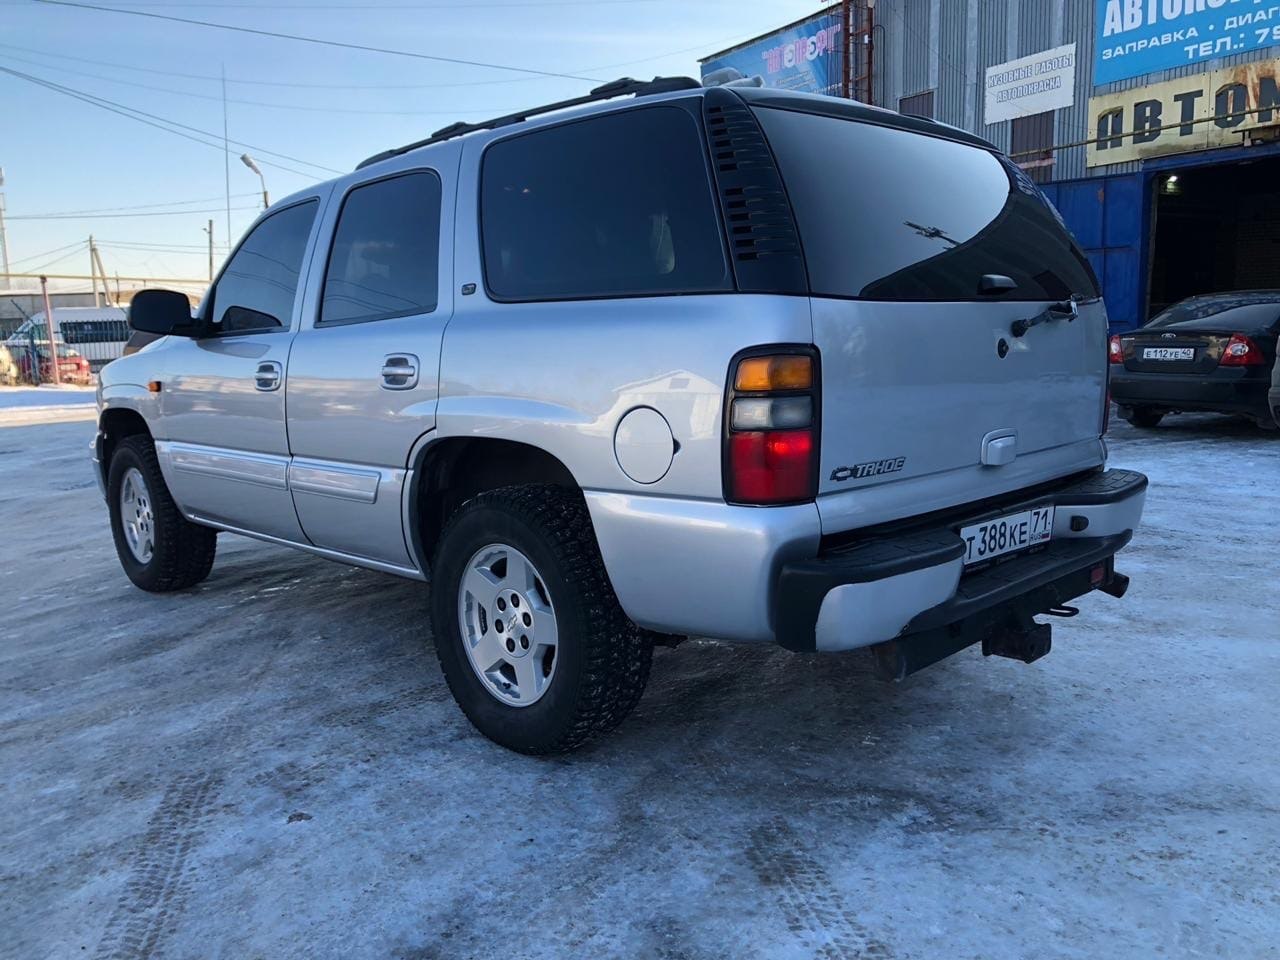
[128,289,203,338]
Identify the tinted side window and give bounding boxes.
[481,106,731,301]
[212,200,318,333]
[320,172,441,326]
[754,107,1100,302]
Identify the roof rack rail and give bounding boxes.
[356,75,702,170]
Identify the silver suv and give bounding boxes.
[96,77,1147,753]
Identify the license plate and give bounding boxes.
[960,506,1055,566]
[1142,347,1194,361]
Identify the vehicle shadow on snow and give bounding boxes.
[1110,410,1279,443]
[190,539,1051,779]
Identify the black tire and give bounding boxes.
[1124,408,1165,428]
[429,484,652,755]
[107,435,217,592]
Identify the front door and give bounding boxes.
[157,197,323,541]
[285,160,455,569]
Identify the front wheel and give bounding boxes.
[1123,407,1165,429]
[429,485,651,755]
[107,435,217,592]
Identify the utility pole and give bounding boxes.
[222,63,232,247]
[39,274,61,386]
[89,234,101,307]
[203,219,214,282]
[0,166,10,282]
[91,239,111,305]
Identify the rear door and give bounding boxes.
[752,105,1107,529]
[285,153,456,570]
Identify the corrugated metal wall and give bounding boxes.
[869,0,1280,181]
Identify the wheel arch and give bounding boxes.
[98,405,153,485]
[410,436,579,571]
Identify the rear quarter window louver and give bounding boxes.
[702,89,809,296]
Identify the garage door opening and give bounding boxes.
[1148,153,1280,317]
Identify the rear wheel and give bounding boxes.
[107,435,217,592]
[1123,407,1165,428]
[429,484,651,755]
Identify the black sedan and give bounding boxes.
[1110,291,1280,429]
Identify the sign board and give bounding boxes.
[1095,0,1280,85]
[1086,59,1280,166]
[700,11,843,97]
[984,43,1077,124]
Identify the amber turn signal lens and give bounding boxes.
[734,355,813,392]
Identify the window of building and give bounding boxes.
[898,90,935,119]
[1011,111,1055,184]
[320,172,442,326]
[480,106,731,302]
[210,200,318,333]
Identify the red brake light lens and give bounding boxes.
[729,430,814,503]
[1219,333,1263,366]
[1108,335,1124,364]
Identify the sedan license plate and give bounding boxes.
[1142,346,1195,361]
[960,506,1054,566]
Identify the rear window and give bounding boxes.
[480,106,731,302]
[753,107,1100,302]
[1147,295,1280,332]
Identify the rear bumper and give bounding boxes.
[1111,369,1271,418]
[1270,387,1280,426]
[775,468,1147,654]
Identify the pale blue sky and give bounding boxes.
[0,0,823,283]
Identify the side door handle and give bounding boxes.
[255,360,283,392]
[380,353,419,390]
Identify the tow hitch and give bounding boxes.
[869,559,1133,681]
[982,617,1052,664]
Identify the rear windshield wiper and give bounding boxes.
[1011,299,1078,338]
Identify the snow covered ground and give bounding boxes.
[0,386,97,427]
[0,385,96,408]
[1,414,1276,959]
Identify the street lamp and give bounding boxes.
[240,154,269,209]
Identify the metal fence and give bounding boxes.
[1,319,127,384]
[0,330,97,386]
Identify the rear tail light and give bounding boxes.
[1219,333,1264,366]
[1108,335,1124,364]
[725,349,818,505]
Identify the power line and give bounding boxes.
[0,24,766,91]
[0,40,531,89]
[0,65,344,176]
[24,245,92,275]
[36,0,607,83]
[8,206,261,221]
[98,240,219,251]
[40,0,663,6]
[0,52,506,115]
[6,239,87,267]
[8,193,260,218]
